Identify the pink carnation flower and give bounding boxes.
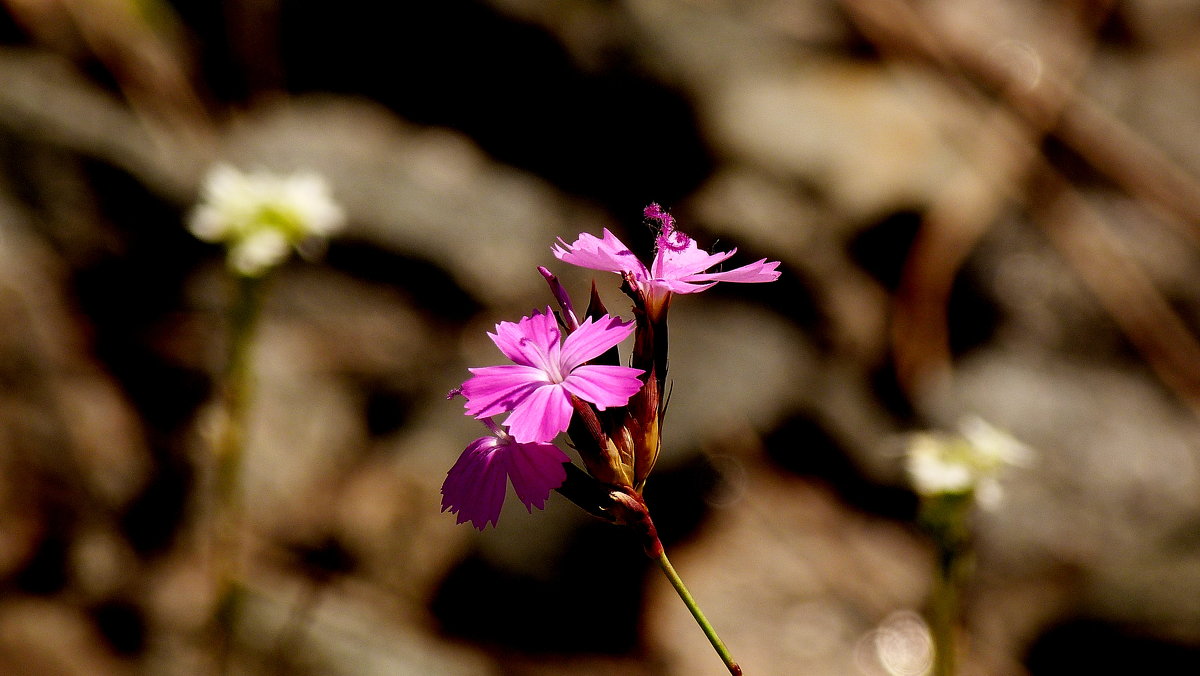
[552,204,780,317]
[441,419,570,530]
[461,308,645,443]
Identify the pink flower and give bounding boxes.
[441,419,570,529]
[552,204,781,314]
[461,308,645,443]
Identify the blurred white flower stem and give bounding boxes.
[907,418,1030,674]
[211,273,266,669]
[921,492,974,676]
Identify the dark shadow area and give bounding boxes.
[67,164,205,557]
[946,265,1001,358]
[0,6,27,44]
[283,534,359,582]
[91,598,147,657]
[1026,618,1200,674]
[362,382,418,439]
[642,452,721,548]
[868,355,918,423]
[118,452,193,556]
[12,519,70,595]
[278,1,713,216]
[430,529,647,654]
[70,163,212,438]
[119,449,192,554]
[709,257,826,343]
[847,209,923,290]
[846,207,1000,358]
[324,239,484,325]
[762,410,917,522]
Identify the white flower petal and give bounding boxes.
[230,230,290,276]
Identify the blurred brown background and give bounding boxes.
[2,0,1200,674]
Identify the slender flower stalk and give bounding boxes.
[921,491,972,676]
[209,273,265,667]
[607,488,742,676]
[656,549,741,675]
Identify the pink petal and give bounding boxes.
[441,433,570,529]
[506,441,570,512]
[684,258,781,284]
[441,435,508,530]
[488,308,560,367]
[552,229,648,277]
[558,314,635,369]
[650,278,718,295]
[503,383,573,443]
[562,365,645,410]
[652,240,734,280]
[461,364,546,418]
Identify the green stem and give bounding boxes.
[216,274,265,487]
[557,484,742,674]
[212,273,266,670]
[930,546,960,676]
[922,493,973,676]
[652,544,742,676]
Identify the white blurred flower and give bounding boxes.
[189,164,346,276]
[906,434,974,495]
[905,416,1033,507]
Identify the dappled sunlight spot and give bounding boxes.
[854,610,933,676]
[987,39,1043,93]
[704,454,749,508]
